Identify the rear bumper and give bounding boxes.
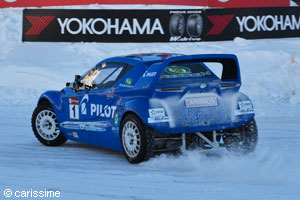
[147,113,255,134]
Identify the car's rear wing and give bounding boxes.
[135,54,241,89]
[163,54,241,82]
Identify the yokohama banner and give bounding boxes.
[22,7,300,43]
[1,0,289,8]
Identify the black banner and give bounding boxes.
[22,7,300,43]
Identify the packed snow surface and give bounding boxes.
[0,5,300,200]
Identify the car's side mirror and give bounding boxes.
[78,83,86,90]
[66,75,81,89]
[75,75,81,82]
[66,82,74,88]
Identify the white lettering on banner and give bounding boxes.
[236,15,300,32]
[169,36,201,42]
[90,104,117,118]
[58,18,164,35]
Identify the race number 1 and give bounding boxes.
[69,97,79,119]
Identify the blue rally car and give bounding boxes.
[32,53,258,163]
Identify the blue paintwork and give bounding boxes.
[36,53,255,152]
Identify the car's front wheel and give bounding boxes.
[120,114,154,164]
[223,118,258,154]
[32,103,67,146]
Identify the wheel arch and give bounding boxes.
[38,98,52,106]
[119,98,151,127]
[120,110,143,128]
[36,91,64,117]
[236,92,256,125]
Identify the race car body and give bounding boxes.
[32,53,258,163]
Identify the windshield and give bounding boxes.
[80,63,125,88]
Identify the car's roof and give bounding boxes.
[124,53,183,64]
[100,53,184,67]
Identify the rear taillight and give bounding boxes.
[156,87,183,92]
[220,83,240,88]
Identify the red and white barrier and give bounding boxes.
[0,0,290,8]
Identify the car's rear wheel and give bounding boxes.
[223,118,258,154]
[120,114,154,164]
[32,103,67,146]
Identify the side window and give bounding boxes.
[102,68,123,84]
[81,62,132,89]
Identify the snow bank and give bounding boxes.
[0,8,22,61]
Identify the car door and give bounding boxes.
[64,62,132,148]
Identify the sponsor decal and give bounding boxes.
[207,15,234,35]
[235,101,254,115]
[25,16,56,35]
[148,108,166,118]
[69,97,79,119]
[22,7,300,43]
[119,83,134,88]
[142,72,157,78]
[148,116,170,123]
[80,94,89,115]
[169,13,203,41]
[57,18,164,35]
[114,112,119,126]
[161,71,211,79]
[165,66,191,74]
[125,78,132,85]
[69,97,79,104]
[90,104,117,118]
[60,121,110,132]
[236,15,300,33]
[169,36,201,42]
[23,9,168,42]
[119,77,133,88]
[148,108,169,123]
[185,96,218,108]
[187,14,203,37]
[169,14,185,37]
[69,94,116,119]
[72,131,79,138]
